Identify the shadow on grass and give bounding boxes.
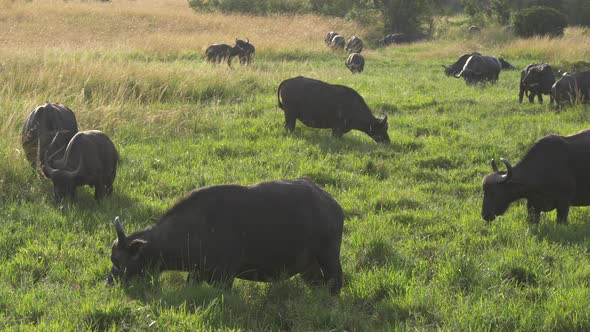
[529,222,590,245]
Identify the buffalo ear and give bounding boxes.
[127,239,148,260]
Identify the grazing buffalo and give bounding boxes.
[346,36,363,54]
[277,76,389,143]
[551,71,590,106]
[452,54,508,84]
[468,25,481,34]
[382,33,428,46]
[107,178,344,295]
[442,52,481,77]
[42,130,118,201]
[235,38,255,65]
[482,129,590,224]
[325,31,338,45]
[204,43,244,66]
[519,63,556,104]
[345,53,365,74]
[330,35,345,50]
[21,102,78,171]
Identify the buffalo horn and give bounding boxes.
[491,159,499,172]
[501,158,513,180]
[381,114,388,124]
[62,156,83,179]
[114,216,126,244]
[246,38,249,43]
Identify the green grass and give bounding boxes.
[2,10,590,331]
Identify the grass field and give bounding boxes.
[1,0,590,330]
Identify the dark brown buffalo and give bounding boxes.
[468,25,481,33]
[204,43,244,66]
[235,38,255,65]
[277,76,390,143]
[42,130,118,201]
[442,52,481,77]
[107,178,344,295]
[325,31,338,45]
[551,71,590,106]
[519,63,556,104]
[329,35,345,50]
[345,53,365,73]
[346,36,363,54]
[382,33,428,46]
[21,102,78,171]
[453,54,506,84]
[482,129,590,224]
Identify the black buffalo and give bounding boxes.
[382,33,428,46]
[325,31,338,45]
[482,129,590,224]
[235,38,255,65]
[42,130,118,201]
[204,43,244,66]
[442,52,481,77]
[330,35,345,50]
[468,25,481,33]
[551,71,590,106]
[107,178,344,295]
[345,53,365,74]
[277,76,390,143]
[346,36,363,54]
[519,63,556,104]
[21,102,78,171]
[451,54,513,84]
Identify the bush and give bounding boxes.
[513,6,567,37]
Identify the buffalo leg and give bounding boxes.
[301,259,326,288]
[94,180,105,201]
[556,204,569,224]
[206,268,235,290]
[332,128,344,138]
[518,86,525,103]
[538,93,543,104]
[284,113,296,132]
[549,94,555,104]
[528,93,536,103]
[526,201,541,223]
[316,247,343,296]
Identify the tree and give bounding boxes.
[372,0,438,34]
[513,6,568,37]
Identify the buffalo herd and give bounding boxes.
[18,29,590,295]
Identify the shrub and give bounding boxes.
[513,6,568,37]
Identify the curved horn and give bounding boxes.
[501,158,513,180]
[246,38,249,43]
[61,156,83,179]
[491,159,499,172]
[114,216,126,245]
[235,37,238,42]
[381,114,388,124]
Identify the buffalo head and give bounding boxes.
[42,156,83,200]
[369,115,390,143]
[481,158,515,221]
[107,217,149,285]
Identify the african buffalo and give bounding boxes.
[442,52,481,77]
[519,63,556,104]
[325,31,338,45]
[235,38,255,65]
[42,130,118,201]
[551,71,590,106]
[346,36,363,54]
[277,76,389,143]
[382,33,428,46]
[345,53,364,74]
[468,25,481,34]
[204,43,244,66]
[482,129,590,224]
[21,102,78,171]
[330,35,345,50]
[452,54,509,84]
[107,178,344,295]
